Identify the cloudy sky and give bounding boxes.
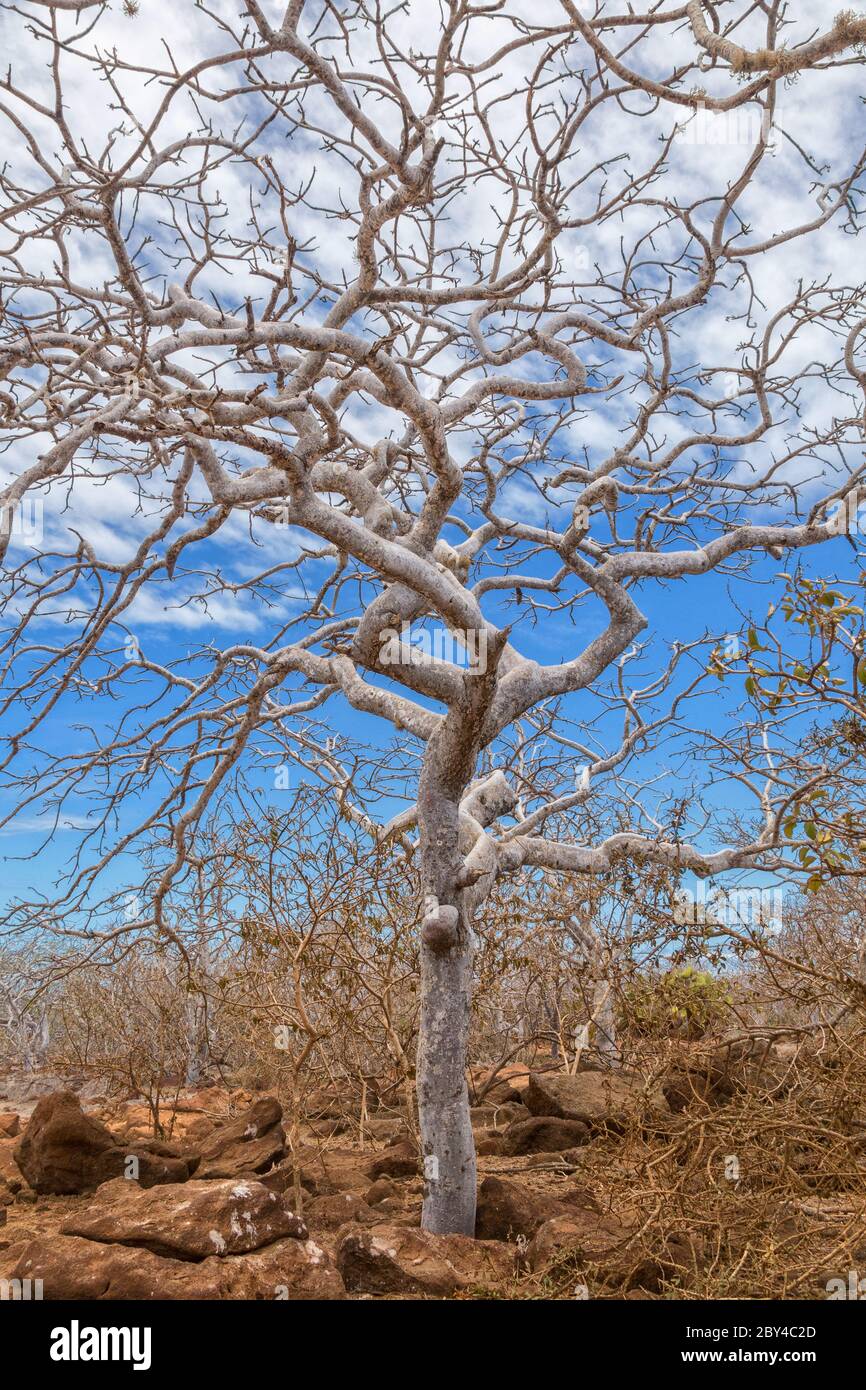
[0,0,863,922]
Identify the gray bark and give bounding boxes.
[592,979,621,1067]
[417,923,477,1235]
[414,640,510,1235]
[184,993,209,1087]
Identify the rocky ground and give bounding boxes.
[1,1040,865,1300]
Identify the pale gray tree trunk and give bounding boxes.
[416,793,477,1235]
[415,634,510,1235]
[417,923,477,1235]
[571,913,621,1068]
[184,863,214,1086]
[20,1015,48,1074]
[592,978,620,1067]
[184,993,210,1087]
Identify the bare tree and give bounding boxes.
[2,0,866,1233]
[0,953,51,1073]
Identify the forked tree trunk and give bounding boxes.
[417,923,476,1235]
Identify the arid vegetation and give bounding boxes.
[4,855,866,1300]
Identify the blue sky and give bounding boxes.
[1,0,864,931]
